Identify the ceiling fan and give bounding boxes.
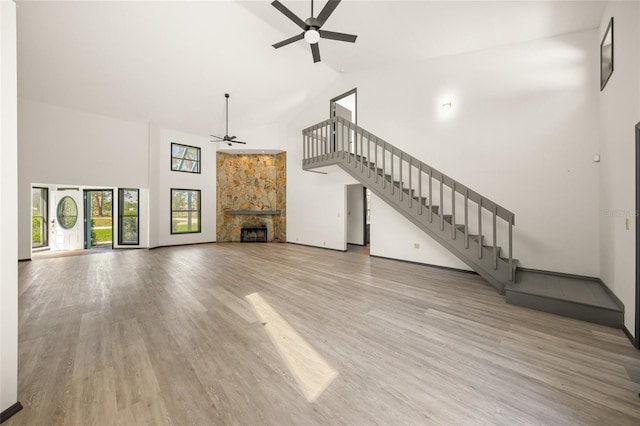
[271,0,357,63]
[210,93,247,146]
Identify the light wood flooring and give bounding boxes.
[9,243,640,425]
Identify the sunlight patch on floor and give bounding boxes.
[246,292,338,403]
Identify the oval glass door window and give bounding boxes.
[56,196,78,229]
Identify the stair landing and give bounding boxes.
[505,270,623,328]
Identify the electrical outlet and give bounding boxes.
[414,243,420,249]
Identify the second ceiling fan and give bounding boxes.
[271,0,357,63]
[210,93,248,146]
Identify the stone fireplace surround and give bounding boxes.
[216,152,286,242]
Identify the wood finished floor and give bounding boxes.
[10,243,640,425]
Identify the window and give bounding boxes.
[171,143,201,173]
[171,189,201,234]
[32,187,48,248]
[118,188,139,245]
[57,196,78,229]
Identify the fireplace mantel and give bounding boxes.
[225,210,281,215]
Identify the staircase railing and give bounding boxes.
[302,116,516,280]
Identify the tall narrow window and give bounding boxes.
[32,187,48,248]
[171,143,201,173]
[118,188,139,245]
[171,189,201,234]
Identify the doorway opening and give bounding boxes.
[330,88,357,154]
[333,89,368,252]
[635,121,640,349]
[84,189,113,250]
[366,188,371,245]
[330,88,357,122]
[346,184,367,248]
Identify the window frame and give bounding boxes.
[170,188,201,235]
[118,188,140,245]
[32,187,48,248]
[170,142,201,174]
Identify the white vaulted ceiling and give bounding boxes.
[17,0,606,136]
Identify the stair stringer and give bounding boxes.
[305,154,513,294]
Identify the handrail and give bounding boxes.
[303,116,515,222]
[302,116,516,281]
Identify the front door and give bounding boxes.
[50,190,83,251]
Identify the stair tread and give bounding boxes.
[506,271,621,311]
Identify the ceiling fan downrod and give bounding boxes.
[225,93,229,136]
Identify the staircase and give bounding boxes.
[302,116,623,328]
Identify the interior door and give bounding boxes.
[346,184,365,245]
[333,103,353,154]
[50,190,83,251]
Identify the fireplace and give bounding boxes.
[241,226,267,243]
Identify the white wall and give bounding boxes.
[149,127,217,247]
[285,84,358,251]
[287,30,601,276]
[347,184,364,245]
[18,100,150,258]
[598,1,640,334]
[1,0,19,413]
[370,194,471,270]
[286,161,356,251]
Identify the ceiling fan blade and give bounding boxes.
[311,42,321,63]
[273,32,305,49]
[210,135,223,140]
[316,0,341,26]
[319,30,357,43]
[271,0,306,30]
[230,140,247,145]
[229,136,237,140]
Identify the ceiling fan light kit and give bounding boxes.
[304,29,320,44]
[210,93,248,146]
[271,0,358,63]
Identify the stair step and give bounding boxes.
[499,256,518,266]
[412,196,434,207]
[483,245,502,256]
[441,215,465,229]
[469,234,484,244]
[505,270,623,328]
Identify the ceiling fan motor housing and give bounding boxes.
[305,17,321,30]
